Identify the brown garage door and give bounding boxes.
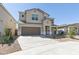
[21,27,40,35]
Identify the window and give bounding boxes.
[32,14,38,20]
[22,15,24,17]
[44,16,46,19]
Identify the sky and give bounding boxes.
[3,3,79,25]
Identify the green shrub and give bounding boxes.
[4,28,11,36]
[0,28,13,44]
[68,27,76,38]
[0,35,13,44]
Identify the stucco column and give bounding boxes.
[40,27,43,35]
[68,27,70,33]
[64,27,68,35]
[43,26,46,35]
[49,26,52,36]
[18,26,21,35]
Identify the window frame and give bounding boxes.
[22,14,24,17]
[32,14,38,21]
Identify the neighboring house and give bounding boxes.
[0,4,16,36]
[57,23,79,35]
[18,8,54,36]
[66,23,79,35]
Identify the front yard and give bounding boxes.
[0,36,21,55]
[8,36,79,55]
[0,34,79,55]
[0,39,21,55]
[0,28,21,55]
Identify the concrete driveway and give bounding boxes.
[17,36,59,50]
[9,36,79,55]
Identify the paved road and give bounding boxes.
[8,36,79,55]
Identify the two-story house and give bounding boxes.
[18,8,54,36]
[0,4,16,36]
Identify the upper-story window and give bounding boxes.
[22,15,24,17]
[32,14,38,20]
[44,16,46,19]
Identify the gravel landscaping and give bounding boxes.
[0,39,21,55]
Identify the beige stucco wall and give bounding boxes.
[19,12,25,22]
[0,4,16,36]
[19,23,42,27]
[41,19,53,35]
[0,5,6,35]
[5,17,16,35]
[43,19,52,26]
[43,19,54,35]
[26,9,48,23]
[19,9,49,24]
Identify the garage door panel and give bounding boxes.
[21,27,40,35]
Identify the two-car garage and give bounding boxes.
[21,27,40,35]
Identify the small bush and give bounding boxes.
[68,27,76,38]
[0,35,13,44]
[0,28,13,45]
[4,28,11,36]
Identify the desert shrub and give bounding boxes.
[0,28,13,44]
[0,35,13,44]
[68,27,76,38]
[4,28,10,36]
